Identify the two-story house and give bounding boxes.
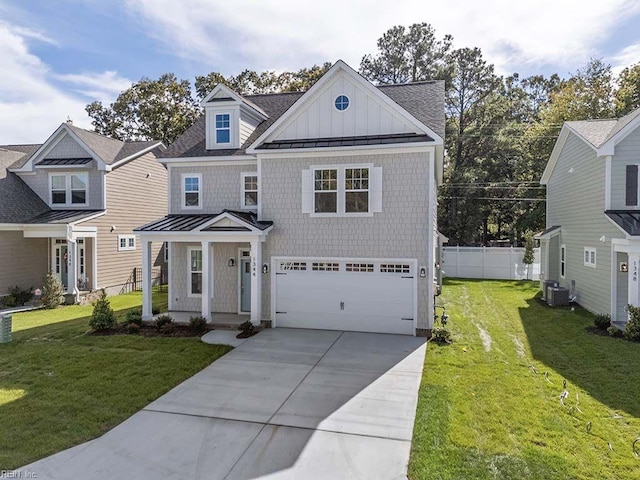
[136,60,445,336]
[539,107,640,325]
[0,121,167,302]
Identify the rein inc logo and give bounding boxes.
[1,471,37,478]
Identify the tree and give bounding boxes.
[616,63,640,116]
[41,272,64,309]
[360,23,452,84]
[89,289,116,331]
[522,233,535,279]
[85,73,200,145]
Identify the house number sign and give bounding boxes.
[252,258,257,277]
[633,260,638,283]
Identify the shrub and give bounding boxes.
[41,273,65,309]
[126,322,141,334]
[5,285,33,307]
[89,289,116,331]
[624,305,640,342]
[607,325,624,338]
[189,315,208,333]
[594,313,612,330]
[160,322,175,335]
[237,320,256,338]
[126,309,143,326]
[155,314,173,330]
[431,327,452,344]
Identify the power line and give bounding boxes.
[443,196,546,202]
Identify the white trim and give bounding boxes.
[137,232,269,243]
[92,236,98,290]
[195,211,268,234]
[240,172,259,211]
[181,173,202,210]
[610,246,617,322]
[560,244,566,279]
[254,143,436,159]
[187,246,203,298]
[247,60,443,154]
[257,157,263,220]
[584,246,597,268]
[213,111,233,147]
[117,234,136,252]
[158,155,257,164]
[69,210,107,225]
[541,126,571,185]
[35,164,92,170]
[606,216,632,239]
[597,111,640,156]
[605,156,612,210]
[167,241,173,311]
[309,163,374,217]
[48,171,89,207]
[237,247,251,314]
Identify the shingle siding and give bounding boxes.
[45,134,89,159]
[18,167,104,210]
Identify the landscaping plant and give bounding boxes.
[155,314,173,330]
[125,309,143,326]
[237,320,256,338]
[625,305,640,342]
[594,313,611,330]
[5,285,33,307]
[88,289,116,331]
[522,233,535,280]
[41,272,65,309]
[189,315,208,333]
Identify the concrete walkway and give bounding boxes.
[15,328,427,479]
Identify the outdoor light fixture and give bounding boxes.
[262,264,269,274]
[419,266,427,278]
[228,258,235,267]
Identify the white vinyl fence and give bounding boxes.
[443,246,541,280]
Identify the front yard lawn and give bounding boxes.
[0,291,231,470]
[410,279,640,480]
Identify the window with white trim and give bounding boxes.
[118,235,136,252]
[560,245,566,278]
[50,172,88,206]
[188,248,203,296]
[215,113,231,144]
[241,173,258,209]
[345,168,369,213]
[314,168,338,213]
[163,242,169,263]
[584,247,596,268]
[182,174,201,209]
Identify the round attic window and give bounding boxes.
[334,95,350,111]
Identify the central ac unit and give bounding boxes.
[542,280,559,301]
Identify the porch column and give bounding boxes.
[201,241,212,321]
[67,239,79,299]
[92,237,98,290]
[250,239,262,326]
[628,253,640,310]
[142,240,153,320]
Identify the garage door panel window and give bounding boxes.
[346,263,374,272]
[380,263,411,274]
[312,262,339,271]
[280,261,307,271]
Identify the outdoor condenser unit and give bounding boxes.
[547,287,570,307]
[541,280,559,302]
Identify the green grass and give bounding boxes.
[409,279,640,480]
[0,290,231,470]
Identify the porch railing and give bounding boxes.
[121,266,167,294]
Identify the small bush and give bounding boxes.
[155,314,173,330]
[624,305,640,342]
[126,309,143,326]
[126,322,141,334]
[89,289,116,331]
[160,322,175,335]
[5,285,33,307]
[152,307,161,315]
[237,320,256,338]
[189,315,208,333]
[607,325,624,338]
[431,327,452,344]
[594,313,611,330]
[41,273,65,309]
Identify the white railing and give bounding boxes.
[442,246,541,280]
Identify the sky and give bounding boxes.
[1,0,639,144]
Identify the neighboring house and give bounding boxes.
[539,106,640,324]
[0,121,167,302]
[136,60,445,336]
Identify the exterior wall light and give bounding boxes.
[262,264,269,274]
[419,266,427,278]
[228,258,235,267]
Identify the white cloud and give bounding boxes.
[125,0,640,76]
[0,22,128,144]
[56,71,132,104]
[609,43,640,77]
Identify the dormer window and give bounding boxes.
[50,172,88,206]
[216,114,231,144]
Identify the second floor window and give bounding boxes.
[50,173,88,206]
[216,113,230,144]
[626,164,638,207]
[314,169,338,213]
[183,174,201,208]
[242,173,258,209]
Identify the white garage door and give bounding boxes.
[274,258,415,335]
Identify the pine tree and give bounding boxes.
[89,289,116,330]
[41,272,64,309]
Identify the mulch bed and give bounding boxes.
[89,322,213,338]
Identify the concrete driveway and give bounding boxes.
[16,328,426,479]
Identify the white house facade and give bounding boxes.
[136,61,445,336]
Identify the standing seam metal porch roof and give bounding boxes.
[135,210,273,232]
[605,211,640,236]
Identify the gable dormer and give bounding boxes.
[201,84,269,150]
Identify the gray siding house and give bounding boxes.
[136,60,444,336]
[539,107,640,324]
[0,122,167,300]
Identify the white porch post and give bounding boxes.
[142,240,153,320]
[250,239,262,326]
[628,253,640,312]
[67,239,79,300]
[92,236,98,290]
[201,241,212,321]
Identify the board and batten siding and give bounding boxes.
[0,232,48,295]
[546,133,621,316]
[260,150,433,330]
[83,152,167,293]
[169,164,256,214]
[610,125,640,209]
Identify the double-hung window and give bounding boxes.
[242,173,258,209]
[50,173,88,206]
[560,245,566,278]
[183,174,201,209]
[584,247,596,268]
[307,164,377,216]
[215,114,230,144]
[188,248,203,296]
[626,165,639,207]
[314,169,338,213]
[345,168,369,213]
[118,235,136,252]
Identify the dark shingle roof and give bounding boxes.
[160,81,445,159]
[0,150,49,223]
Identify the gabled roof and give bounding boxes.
[160,68,445,159]
[135,210,273,233]
[534,225,561,240]
[565,119,618,148]
[0,150,49,223]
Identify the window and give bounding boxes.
[314,169,338,213]
[334,95,350,111]
[280,261,307,271]
[50,173,88,206]
[345,168,369,213]
[189,248,203,296]
[182,174,201,209]
[312,262,339,271]
[164,242,169,263]
[626,165,638,207]
[560,245,566,278]
[346,263,374,272]
[242,173,258,209]
[380,264,411,274]
[118,235,136,252]
[584,247,596,268]
[215,113,230,144]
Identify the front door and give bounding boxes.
[240,258,252,312]
[53,241,69,290]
